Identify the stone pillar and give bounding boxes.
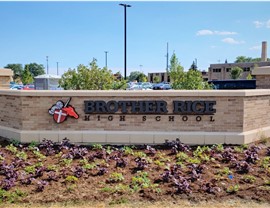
[0,69,13,89]
[252,66,270,89]
[261,41,267,62]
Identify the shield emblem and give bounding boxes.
[53,109,68,123]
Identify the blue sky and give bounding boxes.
[0,1,270,76]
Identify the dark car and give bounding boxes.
[152,83,172,90]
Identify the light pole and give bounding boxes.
[104,51,108,68]
[119,3,131,80]
[46,56,49,74]
[139,64,143,73]
[56,62,59,75]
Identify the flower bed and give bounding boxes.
[0,138,270,204]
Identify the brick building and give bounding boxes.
[208,41,270,81]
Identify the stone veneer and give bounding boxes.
[1,90,270,145]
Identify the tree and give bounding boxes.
[230,66,243,79]
[59,59,115,90]
[169,53,185,88]
[234,56,270,63]
[246,73,253,80]
[153,76,160,83]
[112,79,128,90]
[169,53,211,90]
[235,56,252,63]
[4,64,23,81]
[189,61,198,71]
[24,63,45,77]
[137,73,147,82]
[128,71,147,82]
[21,66,34,84]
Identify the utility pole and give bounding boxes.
[119,3,131,80]
[139,64,143,73]
[46,56,49,74]
[56,62,59,75]
[166,42,169,73]
[104,51,108,68]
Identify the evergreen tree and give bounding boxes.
[21,66,34,84]
[190,61,198,71]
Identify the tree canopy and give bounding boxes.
[24,63,45,77]
[234,56,270,63]
[128,71,147,82]
[4,64,23,81]
[4,62,45,83]
[59,59,116,90]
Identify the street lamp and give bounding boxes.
[119,3,131,80]
[56,62,59,75]
[104,51,108,68]
[46,56,49,74]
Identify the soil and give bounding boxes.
[0,137,270,206]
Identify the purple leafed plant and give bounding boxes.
[145,145,157,155]
[170,164,183,178]
[266,147,270,156]
[161,170,172,183]
[35,167,46,178]
[202,182,221,194]
[20,172,34,185]
[97,167,108,176]
[47,171,59,181]
[235,161,251,174]
[0,178,15,190]
[221,148,237,163]
[0,163,18,180]
[173,177,192,194]
[245,150,259,164]
[93,151,106,160]
[135,157,148,170]
[59,138,73,150]
[70,147,89,159]
[115,158,128,168]
[39,139,56,156]
[165,138,190,154]
[36,180,48,192]
[249,145,261,154]
[73,167,85,178]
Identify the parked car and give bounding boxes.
[10,84,23,90]
[152,83,172,90]
[141,82,153,90]
[23,85,35,90]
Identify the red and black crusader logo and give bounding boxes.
[48,97,79,124]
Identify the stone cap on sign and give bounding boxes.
[252,66,270,75]
[0,68,13,76]
[1,89,270,97]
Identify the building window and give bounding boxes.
[226,68,231,72]
[161,73,164,82]
[167,76,170,82]
[213,68,221,72]
[243,67,250,72]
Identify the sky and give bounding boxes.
[0,1,270,76]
